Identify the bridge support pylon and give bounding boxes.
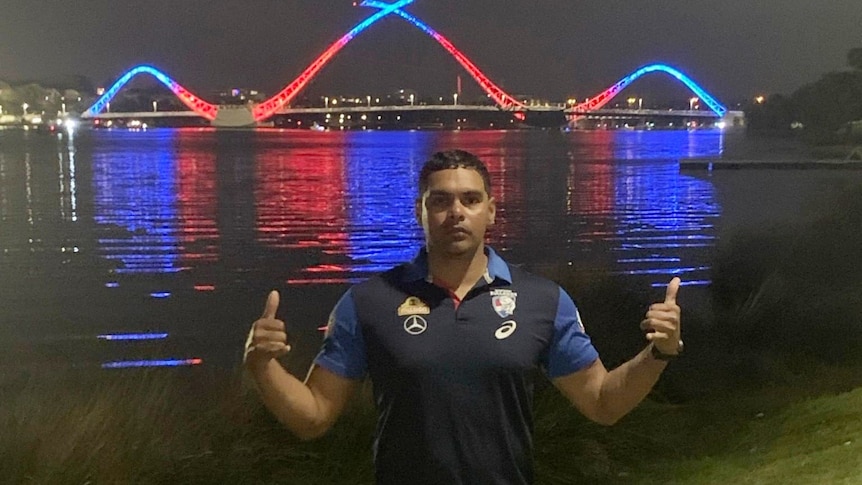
[212,106,256,127]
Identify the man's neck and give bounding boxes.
[427,245,488,299]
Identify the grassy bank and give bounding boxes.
[3,363,862,484]
[3,184,862,484]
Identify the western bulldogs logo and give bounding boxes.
[490,289,517,318]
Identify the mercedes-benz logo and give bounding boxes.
[403,315,428,335]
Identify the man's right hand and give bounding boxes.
[244,290,291,369]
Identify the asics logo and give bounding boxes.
[495,320,517,340]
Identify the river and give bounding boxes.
[1,127,859,370]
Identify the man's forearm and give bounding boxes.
[249,360,328,440]
[596,345,667,424]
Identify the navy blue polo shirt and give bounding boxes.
[314,247,599,485]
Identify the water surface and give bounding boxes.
[1,127,858,369]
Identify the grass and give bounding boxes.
[533,364,862,485]
[3,184,862,484]
[3,363,862,484]
[626,375,862,484]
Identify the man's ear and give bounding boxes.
[487,196,496,225]
[415,196,423,224]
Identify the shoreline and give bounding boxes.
[680,157,862,170]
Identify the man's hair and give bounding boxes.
[418,150,492,196]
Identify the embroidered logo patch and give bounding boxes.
[490,289,517,318]
[495,320,517,340]
[397,296,430,316]
[403,315,428,335]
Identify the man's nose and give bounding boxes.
[447,199,465,218]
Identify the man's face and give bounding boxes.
[416,167,496,257]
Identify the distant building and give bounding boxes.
[213,88,266,105]
[511,94,554,107]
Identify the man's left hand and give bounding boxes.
[640,277,682,355]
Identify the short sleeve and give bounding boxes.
[313,289,367,379]
[544,287,599,378]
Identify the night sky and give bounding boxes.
[1,0,860,104]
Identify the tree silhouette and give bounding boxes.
[848,48,862,71]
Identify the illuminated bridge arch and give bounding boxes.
[84,4,726,124]
[356,1,524,110]
[253,0,524,120]
[574,64,727,117]
[83,65,218,120]
[253,0,418,120]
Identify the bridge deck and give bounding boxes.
[83,106,724,119]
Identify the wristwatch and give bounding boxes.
[650,340,683,361]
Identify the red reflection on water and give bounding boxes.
[255,132,348,253]
[176,130,219,267]
[567,131,614,220]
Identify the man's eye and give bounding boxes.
[428,196,450,208]
[463,196,481,205]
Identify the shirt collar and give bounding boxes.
[403,246,512,285]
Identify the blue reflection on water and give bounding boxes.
[342,131,429,273]
[610,129,724,160]
[98,333,168,341]
[611,157,720,285]
[91,131,180,274]
[102,358,201,369]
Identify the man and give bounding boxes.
[245,149,682,484]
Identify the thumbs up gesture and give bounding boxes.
[640,277,682,356]
[244,290,292,368]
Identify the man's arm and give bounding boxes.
[245,290,361,440]
[552,278,681,425]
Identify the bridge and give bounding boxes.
[91,106,723,120]
[82,0,731,128]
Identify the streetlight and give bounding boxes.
[689,97,699,110]
[324,96,329,109]
[366,95,371,107]
[453,93,459,106]
[22,102,29,115]
[152,101,158,112]
[409,93,415,106]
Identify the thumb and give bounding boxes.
[665,277,680,304]
[262,290,280,319]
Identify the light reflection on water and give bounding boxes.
[86,130,725,285]
[92,132,182,274]
[0,127,726,368]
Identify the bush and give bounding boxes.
[711,185,862,364]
